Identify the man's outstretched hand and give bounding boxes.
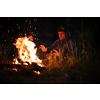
[39,45,47,52]
[53,49,60,57]
[39,45,60,57]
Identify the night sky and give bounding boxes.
[0,17,100,49]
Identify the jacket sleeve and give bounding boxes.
[46,39,58,53]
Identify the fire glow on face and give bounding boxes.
[12,35,44,67]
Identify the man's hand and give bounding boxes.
[53,49,60,57]
[39,45,47,52]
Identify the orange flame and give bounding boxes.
[13,35,45,67]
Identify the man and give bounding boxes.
[39,26,75,60]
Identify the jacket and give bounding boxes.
[46,32,75,57]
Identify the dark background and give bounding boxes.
[0,17,99,49]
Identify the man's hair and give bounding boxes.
[57,26,68,33]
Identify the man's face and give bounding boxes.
[58,31,66,40]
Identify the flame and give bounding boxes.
[12,58,21,65]
[13,35,45,67]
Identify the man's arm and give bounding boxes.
[46,39,58,53]
[39,39,58,53]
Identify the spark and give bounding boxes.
[34,27,36,30]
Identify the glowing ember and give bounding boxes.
[33,71,40,75]
[12,68,18,72]
[13,35,45,67]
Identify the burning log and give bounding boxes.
[31,62,46,71]
[0,62,46,72]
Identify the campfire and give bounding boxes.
[12,34,46,74]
